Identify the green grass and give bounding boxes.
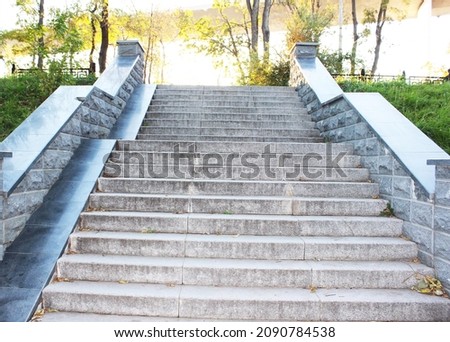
[0,72,96,141]
[339,80,450,154]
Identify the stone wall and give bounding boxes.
[0,41,145,259]
[290,43,450,292]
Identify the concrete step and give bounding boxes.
[69,232,417,261]
[42,282,450,321]
[149,99,305,108]
[79,212,404,237]
[155,85,296,93]
[97,178,379,198]
[148,105,306,114]
[142,118,317,129]
[115,140,354,155]
[103,163,369,182]
[138,127,321,138]
[88,193,388,216]
[136,134,323,143]
[56,254,432,289]
[152,94,302,102]
[145,112,311,121]
[108,151,362,168]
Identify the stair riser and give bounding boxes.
[89,195,387,216]
[97,179,379,198]
[42,283,450,321]
[146,113,311,121]
[142,119,317,129]
[152,95,301,102]
[109,151,361,168]
[137,135,323,143]
[115,141,354,155]
[138,127,321,138]
[148,106,306,114]
[43,291,179,317]
[80,213,403,237]
[69,236,416,261]
[150,95,305,104]
[103,164,368,182]
[179,298,447,322]
[57,260,428,289]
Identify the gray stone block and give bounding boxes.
[61,117,82,136]
[379,155,394,175]
[393,176,412,199]
[393,159,409,176]
[413,181,432,202]
[392,198,411,221]
[15,169,61,192]
[4,189,48,219]
[435,231,450,260]
[402,221,432,254]
[345,110,361,125]
[436,165,450,180]
[372,175,393,197]
[417,250,433,268]
[435,180,450,207]
[42,150,73,169]
[3,214,28,245]
[434,258,450,292]
[434,205,450,233]
[354,138,380,156]
[49,132,81,151]
[360,156,378,174]
[354,122,373,140]
[411,201,433,228]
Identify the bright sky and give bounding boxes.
[0,0,214,30]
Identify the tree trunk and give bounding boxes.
[246,0,260,53]
[98,0,109,73]
[350,0,359,74]
[262,0,272,61]
[37,0,45,69]
[371,0,388,75]
[89,4,97,74]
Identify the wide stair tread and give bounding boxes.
[43,282,450,321]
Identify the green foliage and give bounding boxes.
[0,70,96,141]
[241,56,290,86]
[318,49,354,74]
[285,0,334,46]
[339,80,450,154]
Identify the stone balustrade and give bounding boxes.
[0,41,145,260]
[290,42,450,291]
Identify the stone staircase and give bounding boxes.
[42,85,450,321]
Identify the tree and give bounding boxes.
[246,0,260,53]
[350,0,359,74]
[16,0,46,69]
[37,0,44,69]
[282,0,334,46]
[262,0,273,61]
[88,2,98,73]
[371,0,388,74]
[98,0,109,73]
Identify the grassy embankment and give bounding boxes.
[339,80,450,154]
[0,72,96,141]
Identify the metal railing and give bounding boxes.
[331,73,448,84]
[14,67,92,78]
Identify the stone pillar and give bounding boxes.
[117,40,145,60]
[428,159,450,292]
[0,152,12,260]
[291,42,319,59]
